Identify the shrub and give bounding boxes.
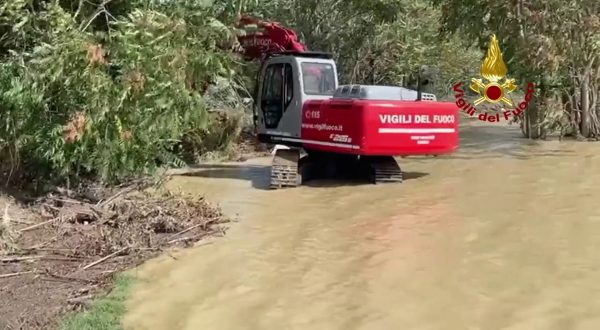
[0,3,243,187]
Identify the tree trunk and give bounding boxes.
[369,56,376,85]
[580,74,591,137]
[524,99,541,139]
[522,77,543,139]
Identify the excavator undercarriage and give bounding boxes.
[269,148,403,189]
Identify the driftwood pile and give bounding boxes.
[0,183,229,329]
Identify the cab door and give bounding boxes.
[255,57,301,139]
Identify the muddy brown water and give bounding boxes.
[124,118,600,330]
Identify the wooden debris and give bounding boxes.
[19,217,59,232]
[0,271,33,279]
[164,223,204,241]
[1,182,229,329]
[167,234,204,245]
[81,247,129,271]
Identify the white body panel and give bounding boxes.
[254,55,339,139]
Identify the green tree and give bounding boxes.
[1,1,243,187]
[432,0,599,139]
[239,0,480,96]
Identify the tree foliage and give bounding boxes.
[2,0,594,193]
[1,0,487,188]
[241,0,480,96]
[433,0,600,139]
[1,1,243,187]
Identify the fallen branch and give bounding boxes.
[1,255,81,263]
[1,256,38,263]
[48,196,83,205]
[167,234,204,245]
[0,271,33,279]
[98,184,141,207]
[19,217,60,232]
[164,223,204,241]
[98,189,132,206]
[81,246,129,271]
[9,219,35,225]
[44,271,98,284]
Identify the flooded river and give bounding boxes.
[124,118,600,330]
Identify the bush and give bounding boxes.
[0,3,244,187]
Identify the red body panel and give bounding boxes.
[301,99,459,156]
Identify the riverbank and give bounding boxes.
[0,185,229,329]
[0,128,267,329]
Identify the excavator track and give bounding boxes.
[269,151,403,188]
[270,148,301,189]
[367,156,403,184]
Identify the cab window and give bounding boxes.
[301,63,336,95]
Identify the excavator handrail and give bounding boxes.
[264,51,333,60]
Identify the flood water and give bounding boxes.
[124,117,600,330]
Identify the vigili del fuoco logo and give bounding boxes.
[453,34,535,123]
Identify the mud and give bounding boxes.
[125,117,600,330]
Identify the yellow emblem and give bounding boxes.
[470,34,517,106]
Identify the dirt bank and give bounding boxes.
[0,185,229,329]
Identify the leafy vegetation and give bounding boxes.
[245,0,481,97]
[1,1,245,188]
[433,0,599,139]
[3,0,594,189]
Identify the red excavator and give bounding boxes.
[235,15,459,189]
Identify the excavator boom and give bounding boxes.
[235,15,307,60]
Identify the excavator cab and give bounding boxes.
[253,52,339,144]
